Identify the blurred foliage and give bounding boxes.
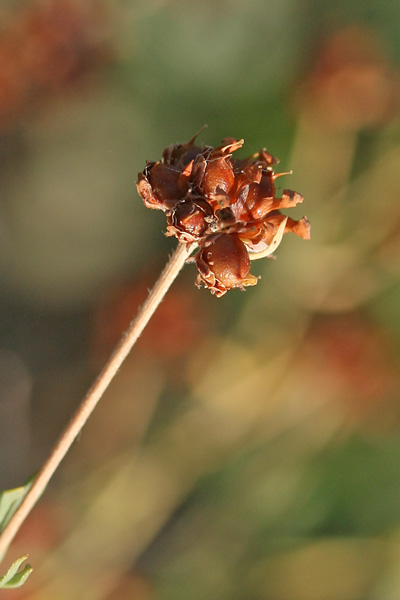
[0,0,400,599]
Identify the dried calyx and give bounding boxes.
[137,132,310,297]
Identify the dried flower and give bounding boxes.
[136,134,311,297]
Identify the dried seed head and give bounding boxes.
[136,134,311,297]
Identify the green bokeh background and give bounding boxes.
[1,1,400,599]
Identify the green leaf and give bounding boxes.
[0,555,33,589]
[0,478,33,533]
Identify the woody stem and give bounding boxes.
[0,241,195,562]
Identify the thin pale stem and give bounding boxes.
[0,241,194,562]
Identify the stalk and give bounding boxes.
[0,242,194,561]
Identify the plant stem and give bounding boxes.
[0,241,194,562]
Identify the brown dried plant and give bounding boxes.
[137,133,310,296]
[0,133,310,584]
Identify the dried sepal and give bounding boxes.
[247,217,288,260]
[162,126,211,170]
[285,215,312,239]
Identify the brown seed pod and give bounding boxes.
[166,195,216,243]
[191,138,244,210]
[201,156,235,205]
[195,233,258,297]
[231,170,276,221]
[136,161,189,211]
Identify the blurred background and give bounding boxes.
[1,0,400,598]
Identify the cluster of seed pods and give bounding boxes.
[136,133,310,297]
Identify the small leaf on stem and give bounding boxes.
[0,555,33,589]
